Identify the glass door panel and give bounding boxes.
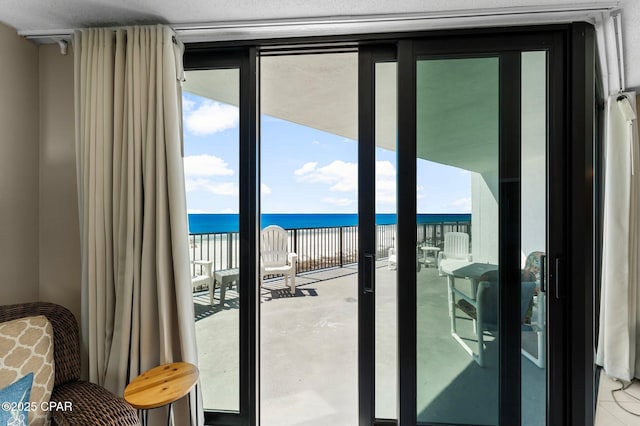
[259,52,359,426]
[183,68,241,412]
[521,50,547,426]
[415,56,500,425]
[375,60,398,420]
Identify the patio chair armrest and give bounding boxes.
[438,251,446,262]
[192,259,213,276]
[288,253,298,265]
[388,247,396,257]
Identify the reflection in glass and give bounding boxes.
[375,61,398,420]
[521,50,547,426]
[416,57,499,425]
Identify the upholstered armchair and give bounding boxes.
[0,302,140,425]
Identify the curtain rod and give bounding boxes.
[18,2,620,45]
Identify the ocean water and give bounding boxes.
[188,213,471,234]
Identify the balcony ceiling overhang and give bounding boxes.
[184,52,500,174]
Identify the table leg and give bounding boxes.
[188,387,192,426]
[184,382,199,426]
[476,297,484,367]
[188,383,198,426]
[167,402,173,426]
[220,279,226,307]
[469,278,478,300]
[447,275,457,334]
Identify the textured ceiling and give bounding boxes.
[1,0,639,90]
[0,1,622,30]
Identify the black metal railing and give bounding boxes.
[190,220,471,278]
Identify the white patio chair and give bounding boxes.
[387,233,397,270]
[191,260,214,305]
[260,225,298,292]
[387,233,424,272]
[438,232,472,276]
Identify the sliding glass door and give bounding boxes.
[413,54,502,425]
[358,34,565,425]
[184,48,259,426]
[184,24,594,425]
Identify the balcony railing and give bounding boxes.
[190,220,471,278]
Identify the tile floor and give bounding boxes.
[596,371,640,425]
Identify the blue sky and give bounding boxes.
[182,91,471,214]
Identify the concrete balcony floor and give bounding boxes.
[193,262,545,425]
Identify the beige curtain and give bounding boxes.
[74,25,202,425]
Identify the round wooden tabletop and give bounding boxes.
[124,361,199,410]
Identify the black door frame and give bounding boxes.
[357,44,397,426]
[183,47,259,426]
[183,23,595,426]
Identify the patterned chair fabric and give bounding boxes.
[0,302,80,388]
[0,302,140,426]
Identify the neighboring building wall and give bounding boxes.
[38,44,80,322]
[471,171,499,264]
[0,22,40,304]
[471,52,546,267]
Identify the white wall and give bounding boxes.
[38,44,80,322]
[0,22,40,304]
[0,22,80,322]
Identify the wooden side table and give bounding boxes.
[124,361,199,426]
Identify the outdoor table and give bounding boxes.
[420,246,440,267]
[214,268,239,307]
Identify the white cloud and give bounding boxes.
[184,154,234,177]
[323,197,354,207]
[376,161,397,205]
[187,208,207,213]
[294,159,398,207]
[291,158,399,211]
[182,97,195,112]
[220,208,237,213]
[295,160,357,193]
[184,100,239,135]
[294,162,318,176]
[450,197,471,212]
[261,183,272,195]
[376,160,396,177]
[312,140,320,145]
[185,179,238,196]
